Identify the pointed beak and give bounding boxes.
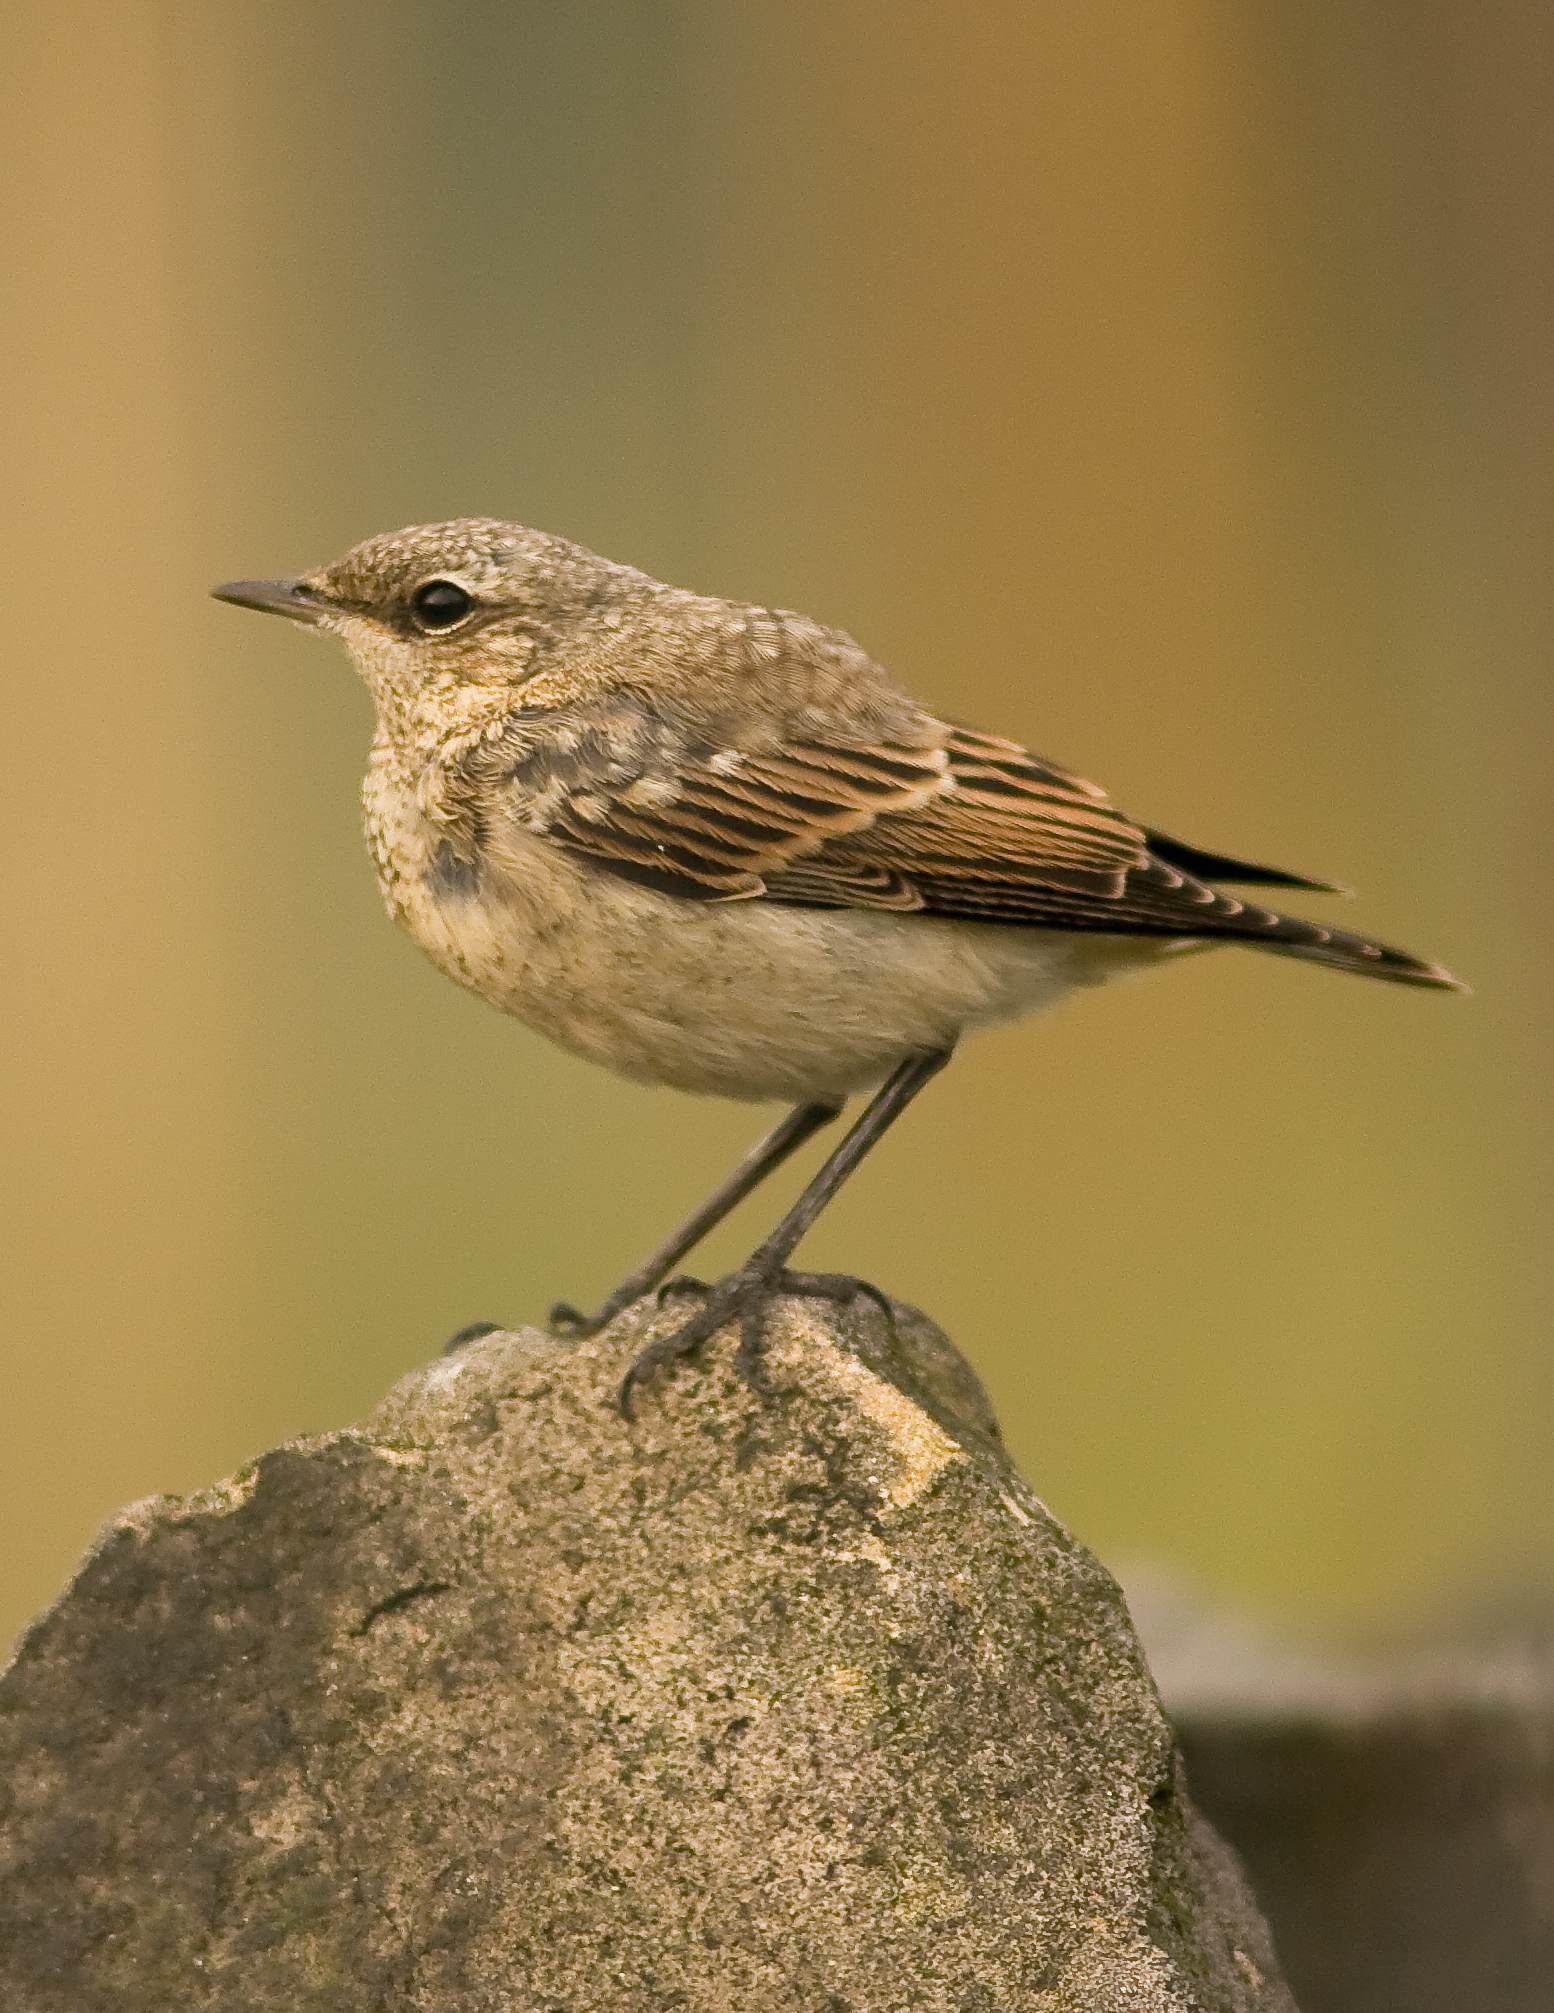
[210,577,332,625]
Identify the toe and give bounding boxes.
[777,1272,896,1330]
[443,1321,502,1356]
[734,1296,776,1392]
[617,1295,730,1415]
[654,1274,709,1305]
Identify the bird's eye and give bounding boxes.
[409,579,475,632]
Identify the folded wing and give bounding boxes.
[486,705,1459,987]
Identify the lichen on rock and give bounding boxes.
[0,1294,1295,2011]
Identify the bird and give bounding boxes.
[213,518,1463,1409]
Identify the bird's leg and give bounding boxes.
[550,1098,843,1338]
[620,1047,953,1413]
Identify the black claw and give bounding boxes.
[619,1281,742,1416]
[548,1301,594,1338]
[851,1282,897,1334]
[781,1272,898,1335]
[442,1321,502,1357]
[655,1273,709,1305]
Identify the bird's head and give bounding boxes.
[213,517,646,716]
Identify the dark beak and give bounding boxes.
[210,577,331,625]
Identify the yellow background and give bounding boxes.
[5,2,1549,1650]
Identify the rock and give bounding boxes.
[0,1296,1296,2011]
[1130,1573,1554,2013]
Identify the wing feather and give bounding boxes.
[485,702,1333,946]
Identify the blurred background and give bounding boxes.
[4,1,1549,1653]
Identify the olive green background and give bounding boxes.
[5,2,1549,1652]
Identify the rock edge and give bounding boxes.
[0,1296,1296,2012]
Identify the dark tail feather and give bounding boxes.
[1261,936,1466,990]
[1220,905,1466,990]
[1131,852,1465,989]
[1144,827,1350,895]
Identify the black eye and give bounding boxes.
[410,579,475,631]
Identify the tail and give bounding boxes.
[1134,835,1465,990]
[1195,895,1466,990]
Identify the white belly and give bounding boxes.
[386,819,1175,1103]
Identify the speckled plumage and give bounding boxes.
[221,517,1457,1102]
[214,517,1462,1379]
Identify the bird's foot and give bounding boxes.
[442,1320,503,1357]
[549,1272,711,1339]
[548,1300,601,1339]
[618,1266,894,1417]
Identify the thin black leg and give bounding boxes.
[620,1046,954,1412]
[550,1098,843,1338]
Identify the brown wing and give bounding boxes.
[500,707,1171,924]
[808,725,1149,916]
[487,703,1461,983]
[535,729,955,903]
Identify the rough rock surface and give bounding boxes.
[0,1296,1295,2011]
[1131,1576,1554,2012]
